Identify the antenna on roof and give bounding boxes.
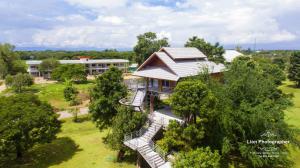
[253,38,257,52]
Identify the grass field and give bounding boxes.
[4,116,135,168]
[0,81,94,110]
[279,81,300,168]
[32,82,94,110]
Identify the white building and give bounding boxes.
[26,56,129,77]
[223,50,244,63]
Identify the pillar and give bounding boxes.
[150,94,154,113]
[159,79,162,92]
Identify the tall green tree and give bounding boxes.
[51,64,87,82]
[170,80,216,124]
[106,106,147,161]
[0,94,61,159]
[218,57,297,167]
[173,147,221,168]
[63,80,79,105]
[134,32,169,65]
[0,43,26,78]
[256,58,286,85]
[185,36,225,63]
[89,67,127,130]
[38,58,60,76]
[288,51,300,87]
[5,73,34,93]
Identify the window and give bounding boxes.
[107,64,111,67]
[162,80,170,87]
[113,63,118,66]
[92,64,96,67]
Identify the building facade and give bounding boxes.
[26,57,129,78]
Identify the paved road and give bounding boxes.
[57,107,89,120]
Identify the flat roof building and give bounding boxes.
[26,57,129,78]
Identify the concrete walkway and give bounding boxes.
[57,107,89,120]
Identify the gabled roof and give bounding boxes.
[159,47,207,60]
[223,50,243,62]
[134,47,225,81]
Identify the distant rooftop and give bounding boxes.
[223,50,243,62]
[26,59,129,65]
[159,47,207,60]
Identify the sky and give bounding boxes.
[0,0,300,50]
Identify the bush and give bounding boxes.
[173,147,221,168]
[5,73,34,93]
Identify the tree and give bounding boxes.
[89,67,127,130]
[63,80,79,102]
[218,57,297,167]
[51,64,87,82]
[38,58,60,76]
[5,73,34,93]
[0,43,26,79]
[272,57,286,70]
[288,51,300,87]
[173,147,221,168]
[256,58,286,85]
[106,106,147,161]
[170,80,216,124]
[157,121,205,153]
[185,36,225,63]
[134,32,169,65]
[70,107,80,122]
[0,94,61,159]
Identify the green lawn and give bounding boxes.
[33,82,93,110]
[4,116,135,168]
[0,81,94,110]
[279,81,300,168]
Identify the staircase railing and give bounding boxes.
[124,127,147,148]
[138,140,167,168]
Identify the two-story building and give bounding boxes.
[26,56,129,78]
[122,47,226,168]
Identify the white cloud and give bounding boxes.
[64,0,128,9]
[30,0,300,48]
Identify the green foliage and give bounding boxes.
[256,58,286,85]
[5,73,34,93]
[38,58,60,74]
[133,32,169,65]
[0,94,61,159]
[216,57,297,167]
[51,64,87,82]
[106,106,147,160]
[173,147,221,168]
[272,57,286,70]
[170,80,216,124]
[185,36,225,63]
[63,81,79,102]
[157,121,205,153]
[89,67,127,130]
[0,43,26,78]
[17,50,135,62]
[288,51,300,87]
